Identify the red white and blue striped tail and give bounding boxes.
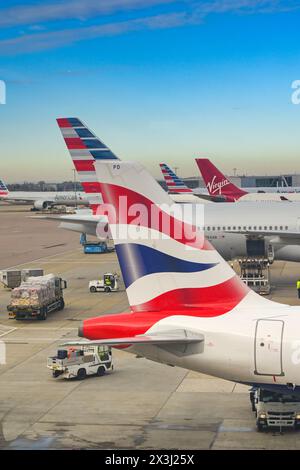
[56,117,119,214]
[94,158,256,316]
[160,163,193,194]
[0,179,9,197]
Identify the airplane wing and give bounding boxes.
[227,229,300,241]
[1,195,39,203]
[32,214,101,236]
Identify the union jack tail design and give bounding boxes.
[56,118,119,214]
[196,158,247,201]
[160,163,193,194]
[94,157,255,317]
[0,179,9,197]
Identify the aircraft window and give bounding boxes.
[238,226,241,230]
[279,226,282,230]
[285,226,288,230]
[223,226,226,231]
[259,226,262,230]
[243,226,246,230]
[217,227,220,231]
[212,227,215,231]
[207,227,210,231]
[248,226,252,230]
[232,226,236,230]
[228,226,231,230]
[264,226,267,230]
[269,226,272,230]
[253,226,257,230]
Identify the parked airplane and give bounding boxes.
[0,179,9,197]
[197,158,300,202]
[64,154,300,396]
[54,118,300,263]
[0,178,90,210]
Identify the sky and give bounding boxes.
[1,0,300,182]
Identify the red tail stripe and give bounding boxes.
[130,276,249,313]
[81,181,102,194]
[82,277,249,340]
[98,183,212,250]
[64,137,87,149]
[170,189,193,193]
[73,160,95,172]
[57,118,72,128]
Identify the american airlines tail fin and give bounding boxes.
[94,155,254,315]
[0,179,9,197]
[56,117,119,214]
[160,163,193,194]
[196,158,247,201]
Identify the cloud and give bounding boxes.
[0,0,177,28]
[0,11,200,55]
[0,0,299,29]
[0,0,299,55]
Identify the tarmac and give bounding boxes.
[1,204,300,450]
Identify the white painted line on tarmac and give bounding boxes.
[0,326,17,338]
[4,247,82,270]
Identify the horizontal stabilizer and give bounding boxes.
[61,331,204,347]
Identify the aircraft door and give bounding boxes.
[254,319,284,376]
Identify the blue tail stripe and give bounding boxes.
[115,243,218,288]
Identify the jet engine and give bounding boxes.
[33,200,52,211]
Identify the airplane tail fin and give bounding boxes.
[56,117,119,214]
[94,156,254,315]
[0,179,9,197]
[159,163,193,194]
[196,158,247,201]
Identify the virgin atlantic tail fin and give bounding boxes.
[196,158,247,201]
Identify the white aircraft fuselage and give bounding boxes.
[54,202,300,262]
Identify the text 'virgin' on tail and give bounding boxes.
[196,158,247,201]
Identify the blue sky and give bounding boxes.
[1,0,300,182]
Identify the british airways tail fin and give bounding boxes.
[94,156,255,315]
[196,158,247,201]
[56,117,118,214]
[0,179,9,197]
[160,163,193,194]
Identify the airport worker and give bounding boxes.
[297,279,300,298]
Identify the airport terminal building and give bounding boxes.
[159,173,300,190]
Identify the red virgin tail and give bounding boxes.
[196,158,247,201]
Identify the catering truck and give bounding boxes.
[253,388,300,431]
[47,345,113,379]
[7,274,67,320]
